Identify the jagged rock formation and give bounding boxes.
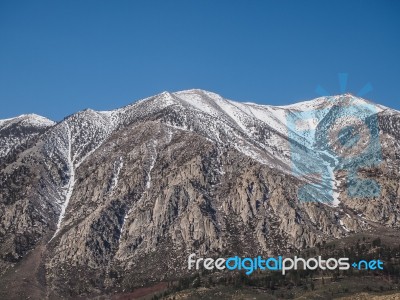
[0,90,399,298]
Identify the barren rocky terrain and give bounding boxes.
[0,90,399,299]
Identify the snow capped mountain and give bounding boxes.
[0,114,55,159]
[0,90,399,297]
[0,113,55,128]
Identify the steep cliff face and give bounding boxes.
[0,90,399,297]
[0,115,55,267]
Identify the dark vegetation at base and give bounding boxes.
[147,236,400,299]
[2,231,399,299]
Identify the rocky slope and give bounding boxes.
[0,90,399,298]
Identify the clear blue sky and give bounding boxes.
[0,0,399,121]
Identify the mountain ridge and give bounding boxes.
[0,89,399,298]
[2,89,398,125]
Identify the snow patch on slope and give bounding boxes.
[146,141,157,189]
[50,123,75,241]
[118,140,158,245]
[109,157,124,192]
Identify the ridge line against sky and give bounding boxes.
[2,90,399,123]
[0,0,399,121]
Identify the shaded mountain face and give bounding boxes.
[0,90,399,297]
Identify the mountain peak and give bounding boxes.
[1,88,400,299]
[278,94,386,112]
[0,113,55,129]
